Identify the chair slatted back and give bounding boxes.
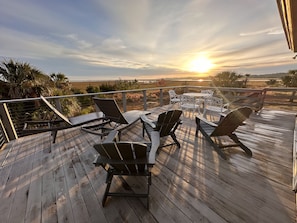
[155,110,182,137]
[94,142,147,173]
[93,98,129,124]
[168,90,181,104]
[211,107,252,137]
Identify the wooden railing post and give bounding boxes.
[290,91,296,103]
[261,89,267,109]
[143,90,147,111]
[54,98,63,112]
[159,89,163,106]
[0,103,18,141]
[122,92,127,112]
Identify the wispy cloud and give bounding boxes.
[240,27,284,36]
[0,0,294,80]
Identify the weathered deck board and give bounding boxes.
[0,106,296,223]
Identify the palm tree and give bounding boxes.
[0,59,50,99]
[50,73,71,91]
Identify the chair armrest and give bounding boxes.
[23,119,64,132]
[148,131,160,164]
[94,156,148,165]
[23,120,50,130]
[103,130,119,143]
[140,115,156,129]
[24,119,63,125]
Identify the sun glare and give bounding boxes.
[187,56,213,73]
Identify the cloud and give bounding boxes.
[62,34,92,49]
[240,27,284,36]
[101,37,127,51]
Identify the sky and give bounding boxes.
[1,0,297,81]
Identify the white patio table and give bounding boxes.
[182,92,213,115]
[183,92,212,98]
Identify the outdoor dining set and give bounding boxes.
[168,89,229,119]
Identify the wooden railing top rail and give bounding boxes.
[0,85,271,104]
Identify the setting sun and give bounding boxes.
[187,56,213,73]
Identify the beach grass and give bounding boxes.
[70,78,272,92]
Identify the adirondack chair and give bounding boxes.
[141,109,182,148]
[23,96,104,143]
[195,106,253,160]
[88,97,150,140]
[93,130,160,209]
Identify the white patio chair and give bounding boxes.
[196,89,214,105]
[168,90,181,106]
[201,89,214,96]
[180,95,201,117]
[203,96,229,120]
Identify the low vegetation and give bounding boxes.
[1,58,297,101]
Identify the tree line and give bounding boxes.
[0,59,140,100]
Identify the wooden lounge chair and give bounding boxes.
[141,109,183,148]
[93,130,160,209]
[195,106,253,160]
[23,96,104,143]
[87,97,150,140]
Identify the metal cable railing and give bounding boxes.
[1,86,297,142]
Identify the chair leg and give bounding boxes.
[195,117,200,137]
[171,133,180,148]
[200,130,227,159]
[51,130,58,143]
[102,172,113,207]
[229,134,252,156]
[142,123,145,137]
[118,131,122,141]
[147,173,151,210]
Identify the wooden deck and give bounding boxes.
[0,105,296,223]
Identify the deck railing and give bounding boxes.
[1,86,297,145]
